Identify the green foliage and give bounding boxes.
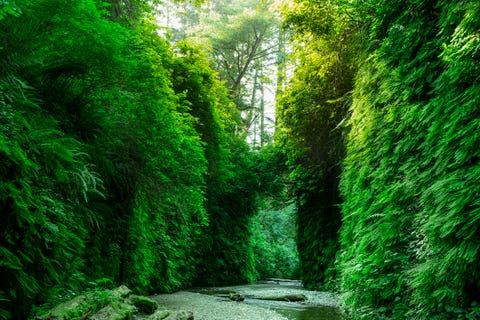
[0,7,108,310]
[0,77,94,319]
[0,0,259,317]
[252,145,289,200]
[338,0,480,318]
[168,40,226,174]
[106,24,209,293]
[249,145,299,280]
[0,1,20,20]
[167,40,264,286]
[196,139,260,286]
[251,203,300,279]
[276,0,362,289]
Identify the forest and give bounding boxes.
[1,0,479,319]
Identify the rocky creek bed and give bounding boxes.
[153,280,340,320]
[37,280,340,320]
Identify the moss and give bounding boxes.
[128,295,158,314]
[36,286,149,320]
[91,301,136,320]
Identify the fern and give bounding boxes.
[339,1,480,318]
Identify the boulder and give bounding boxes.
[164,310,194,320]
[146,309,171,320]
[110,285,132,300]
[90,301,136,320]
[37,295,87,319]
[37,286,149,320]
[128,295,158,314]
[36,285,195,320]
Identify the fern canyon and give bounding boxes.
[1,0,480,319]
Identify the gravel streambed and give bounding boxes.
[153,291,289,320]
[151,281,339,320]
[214,282,338,307]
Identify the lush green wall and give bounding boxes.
[167,42,260,286]
[276,0,480,318]
[339,1,480,319]
[276,0,360,289]
[0,1,259,318]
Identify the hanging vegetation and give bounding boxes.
[0,0,260,317]
[276,0,362,289]
[339,1,480,319]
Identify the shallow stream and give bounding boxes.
[245,298,340,320]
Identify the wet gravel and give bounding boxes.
[151,281,338,320]
[217,282,338,307]
[153,291,289,320]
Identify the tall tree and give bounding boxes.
[181,0,279,141]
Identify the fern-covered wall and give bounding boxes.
[339,1,480,319]
[0,1,260,318]
[4,0,480,319]
[276,0,480,317]
[276,0,361,289]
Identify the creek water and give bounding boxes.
[240,298,341,320]
[242,294,341,320]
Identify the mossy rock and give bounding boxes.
[38,295,88,319]
[109,285,132,300]
[164,310,194,320]
[90,301,136,320]
[146,309,170,320]
[128,295,158,314]
[228,293,245,302]
[37,286,172,320]
[40,285,135,319]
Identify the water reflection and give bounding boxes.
[242,298,341,320]
[276,305,341,320]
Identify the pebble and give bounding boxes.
[153,291,288,320]
[152,283,338,320]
